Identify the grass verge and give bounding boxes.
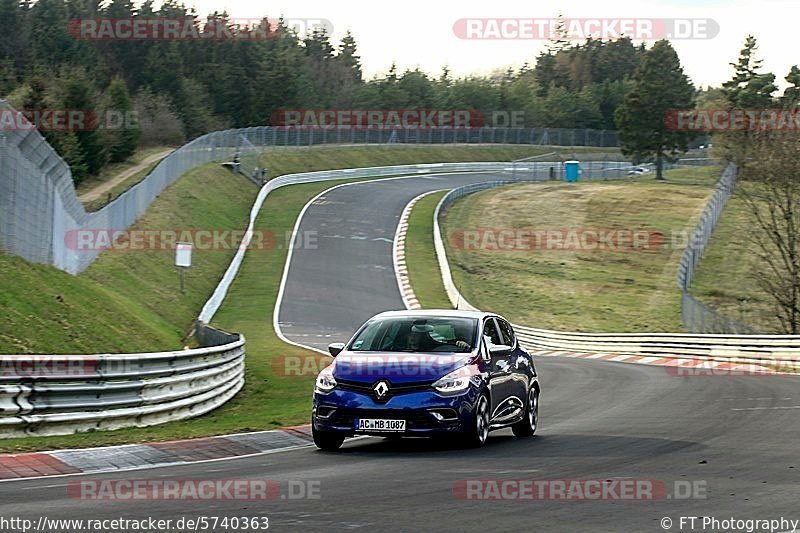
[257,145,621,176]
[690,195,774,331]
[0,178,359,452]
[76,147,175,212]
[403,166,723,332]
[0,164,256,355]
[1,144,625,451]
[404,191,452,309]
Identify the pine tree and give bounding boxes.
[59,131,90,184]
[336,31,362,84]
[28,0,74,68]
[62,71,107,174]
[0,0,21,60]
[718,36,777,167]
[782,66,800,107]
[546,14,570,54]
[20,76,59,148]
[104,76,141,162]
[614,40,695,179]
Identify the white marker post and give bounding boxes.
[175,242,192,293]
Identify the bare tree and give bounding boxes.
[738,132,800,333]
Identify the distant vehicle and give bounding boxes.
[627,166,651,175]
[311,310,541,451]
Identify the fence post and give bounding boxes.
[677,163,755,333]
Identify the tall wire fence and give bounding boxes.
[0,98,623,275]
[510,151,717,181]
[443,158,749,333]
[233,126,620,147]
[1,98,746,333]
[676,162,757,333]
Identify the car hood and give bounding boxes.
[331,351,472,385]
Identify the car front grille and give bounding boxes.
[336,379,432,402]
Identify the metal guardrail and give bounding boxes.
[512,325,800,361]
[0,158,787,439]
[0,161,626,439]
[0,105,734,439]
[198,160,631,325]
[430,172,800,361]
[0,324,244,438]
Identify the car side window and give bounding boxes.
[482,319,502,346]
[496,319,516,347]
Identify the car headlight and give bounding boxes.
[315,368,337,394]
[433,368,472,395]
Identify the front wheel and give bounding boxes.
[313,425,346,451]
[464,393,490,448]
[512,386,539,437]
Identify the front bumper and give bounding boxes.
[313,386,480,437]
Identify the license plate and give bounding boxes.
[355,418,406,432]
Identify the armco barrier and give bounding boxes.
[197,160,631,324]
[0,324,244,438]
[512,325,800,361]
[0,159,789,439]
[0,160,627,438]
[431,177,800,362]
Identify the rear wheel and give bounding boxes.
[465,393,490,447]
[512,386,539,437]
[312,425,346,451]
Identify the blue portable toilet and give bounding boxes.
[564,160,580,182]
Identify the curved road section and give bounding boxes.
[277,172,502,351]
[1,171,798,532]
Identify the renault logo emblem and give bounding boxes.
[373,380,390,399]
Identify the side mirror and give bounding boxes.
[489,344,513,356]
[328,342,345,357]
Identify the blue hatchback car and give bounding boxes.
[312,310,540,450]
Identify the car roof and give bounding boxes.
[371,309,495,320]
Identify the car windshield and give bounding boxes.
[349,316,477,353]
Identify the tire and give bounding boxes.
[465,393,490,448]
[313,425,346,451]
[512,386,539,437]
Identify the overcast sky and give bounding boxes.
[157,0,798,89]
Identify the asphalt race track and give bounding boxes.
[277,172,506,350]
[1,172,798,532]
